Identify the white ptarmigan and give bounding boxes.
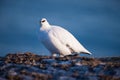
[39,18,91,57]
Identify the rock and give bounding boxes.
[0,52,120,80]
[59,76,76,80]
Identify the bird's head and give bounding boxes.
[41,18,47,23]
[40,18,50,29]
[40,18,48,25]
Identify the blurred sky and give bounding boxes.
[0,0,120,57]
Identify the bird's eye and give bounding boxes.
[41,20,45,23]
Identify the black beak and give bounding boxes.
[41,20,45,23]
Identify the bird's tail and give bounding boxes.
[81,50,92,55]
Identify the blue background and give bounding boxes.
[0,0,120,57]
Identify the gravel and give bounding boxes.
[0,52,120,80]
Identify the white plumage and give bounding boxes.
[39,18,91,57]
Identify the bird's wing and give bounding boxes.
[40,27,71,55]
[50,26,90,53]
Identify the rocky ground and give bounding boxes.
[0,52,120,80]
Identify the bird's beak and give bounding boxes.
[41,20,45,23]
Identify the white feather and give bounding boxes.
[39,18,91,56]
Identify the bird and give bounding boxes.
[39,18,91,57]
